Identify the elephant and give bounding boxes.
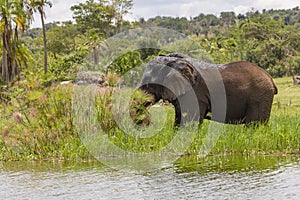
[138,53,278,126]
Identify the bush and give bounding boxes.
[49,51,87,81]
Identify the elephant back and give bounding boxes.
[223,61,278,95]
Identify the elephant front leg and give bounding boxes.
[172,94,204,126]
[172,99,182,126]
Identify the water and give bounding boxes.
[1,156,299,200]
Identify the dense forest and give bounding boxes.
[1,0,300,86]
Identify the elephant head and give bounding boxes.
[139,53,202,125]
[139,54,197,102]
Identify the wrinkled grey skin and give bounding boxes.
[139,53,278,126]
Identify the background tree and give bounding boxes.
[220,12,236,29]
[46,21,79,59]
[28,0,52,74]
[16,4,300,82]
[238,15,300,76]
[113,0,133,32]
[71,0,133,36]
[0,0,30,83]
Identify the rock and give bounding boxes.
[75,72,106,86]
[60,80,73,85]
[292,73,300,85]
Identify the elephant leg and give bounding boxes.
[172,99,207,126]
[171,99,181,126]
[245,97,274,124]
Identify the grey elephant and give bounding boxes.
[138,53,278,126]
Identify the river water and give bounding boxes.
[1,155,299,200]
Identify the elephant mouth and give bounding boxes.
[142,93,157,107]
[143,100,153,107]
[139,84,161,106]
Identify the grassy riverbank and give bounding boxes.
[0,77,299,161]
[202,77,300,155]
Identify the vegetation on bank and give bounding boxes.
[0,77,299,161]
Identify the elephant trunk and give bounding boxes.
[139,84,163,106]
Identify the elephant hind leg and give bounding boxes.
[245,97,274,124]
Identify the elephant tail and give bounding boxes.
[272,79,278,95]
[274,85,278,94]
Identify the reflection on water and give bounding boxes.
[0,156,299,200]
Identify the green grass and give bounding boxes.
[0,85,91,161]
[273,77,300,107]
[200,77,300,155]
[97,77,299,156]
[0,77,299,161]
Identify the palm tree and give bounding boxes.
[0,0,29,83]
[28,0,52,74]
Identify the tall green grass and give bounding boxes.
[91,76,300,156]
[0,77,299,161]
[196,77,300,155]
[0,85,90,161]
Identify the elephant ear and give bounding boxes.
[162,59,197,100]
[167,59,197,84]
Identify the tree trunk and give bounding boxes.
[40,8,48,74]
[2,19,12,83]
[93,46,99,70]
[2,48,9,83]
[12,26,18,80]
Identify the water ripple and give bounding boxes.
[0,156,299,200]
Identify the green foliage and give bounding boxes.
[49,50,87,81]
[0,0,32,82]
[8,4,300,84]
[46,22,80,57]
[94,87,115,132]
[139,7,300,77]
[129,89,153,126]
[94,87,152,133]
[105,73,120,87]
[199,36,240,63]
[196,14,300,76]
[71,0,133,35]
[142,16,190,35]
[164,38,213,62]
[0,80,90,160]
[108,51,143,74]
